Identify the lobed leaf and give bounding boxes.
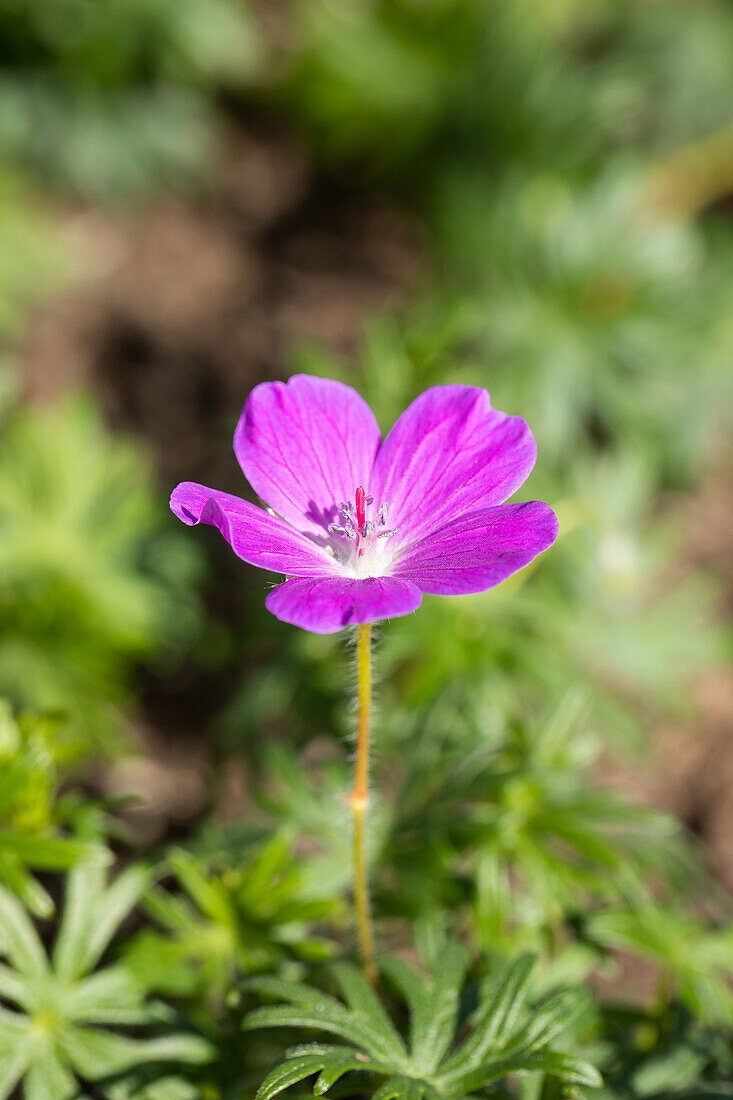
[382,946,471,1075]
[247,949,601,1100]
[438,952,535,1079]
[54,861,149,981]
[451,1048,603,1093]
[254,1044,386,1100]
[499,987,589,1057]
[331,963,408,1064]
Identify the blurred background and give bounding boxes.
[1,0,733,1038]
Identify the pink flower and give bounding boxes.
[171,376,558,633]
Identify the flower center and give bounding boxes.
[327,484,398,576]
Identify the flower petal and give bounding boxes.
[170,482,337,576]
[234,375,381,535]
[265,576,423,633]
[393,501,558,595]
[370,385,536,541]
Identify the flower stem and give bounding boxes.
[350,622,376,982]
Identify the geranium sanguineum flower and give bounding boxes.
[170,376,558,633]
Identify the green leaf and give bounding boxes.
[61,1026,211,1080]
[167,849,232,926]
[22,1045,76,1100]
[381,943,469,1074]
[254,1046,385,1100]
[501,988,589,1056]
[331,963,407,1063]
[81,864,150,974]
[0,883,48,981]
[0,832,106,872]
[371,1076,427,1100]
[439,953,535,1079]
[134,1033,213,1066]
[54,862,148,981]
[247,947,601,1100]
[0,961,28,1008]
[52,859,106,981]
[244,1003,383,1055]
[0,1038,31,1099]
[64,966,148,1025]
[453,1049,603,1092]
[0,860,211,1099]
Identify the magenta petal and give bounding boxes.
[265,576,423,633]
[370,385,537,541]
[393,501,558,595]
[170,482,336,577]
[234,375,381,536]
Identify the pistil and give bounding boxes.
[355,485,367,557]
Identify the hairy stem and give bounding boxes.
[350,621,376,982]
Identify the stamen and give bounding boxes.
[328,523,357,541]
[332,488,397,563]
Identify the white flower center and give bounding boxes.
[326,485,399,579]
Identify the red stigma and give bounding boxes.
[355,486,366,532]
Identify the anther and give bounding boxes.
[328,523,357,540]
[377,502,389,525]
[377,529,398,539]
[361,521,374,538]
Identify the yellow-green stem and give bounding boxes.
[350,622,376,982]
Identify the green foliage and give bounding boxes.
[589,904,733,1027]
[0,394,204,751]
[279,0,602,180]
[245,947,600,1099]
[259,745,389,899]
[383,693,698,936]
[0,173,67,423]
[604,0,733,149]
[126,832,337,1002]
[599,1003,733,1099]
[437,173,728,476]
[0,172,65,345]
[0,860,211,1100]
[0,701,107,917]
[260,690,714,967]
[279,0,733,194]
[0,0,262,198]
[0,0,731,1096]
